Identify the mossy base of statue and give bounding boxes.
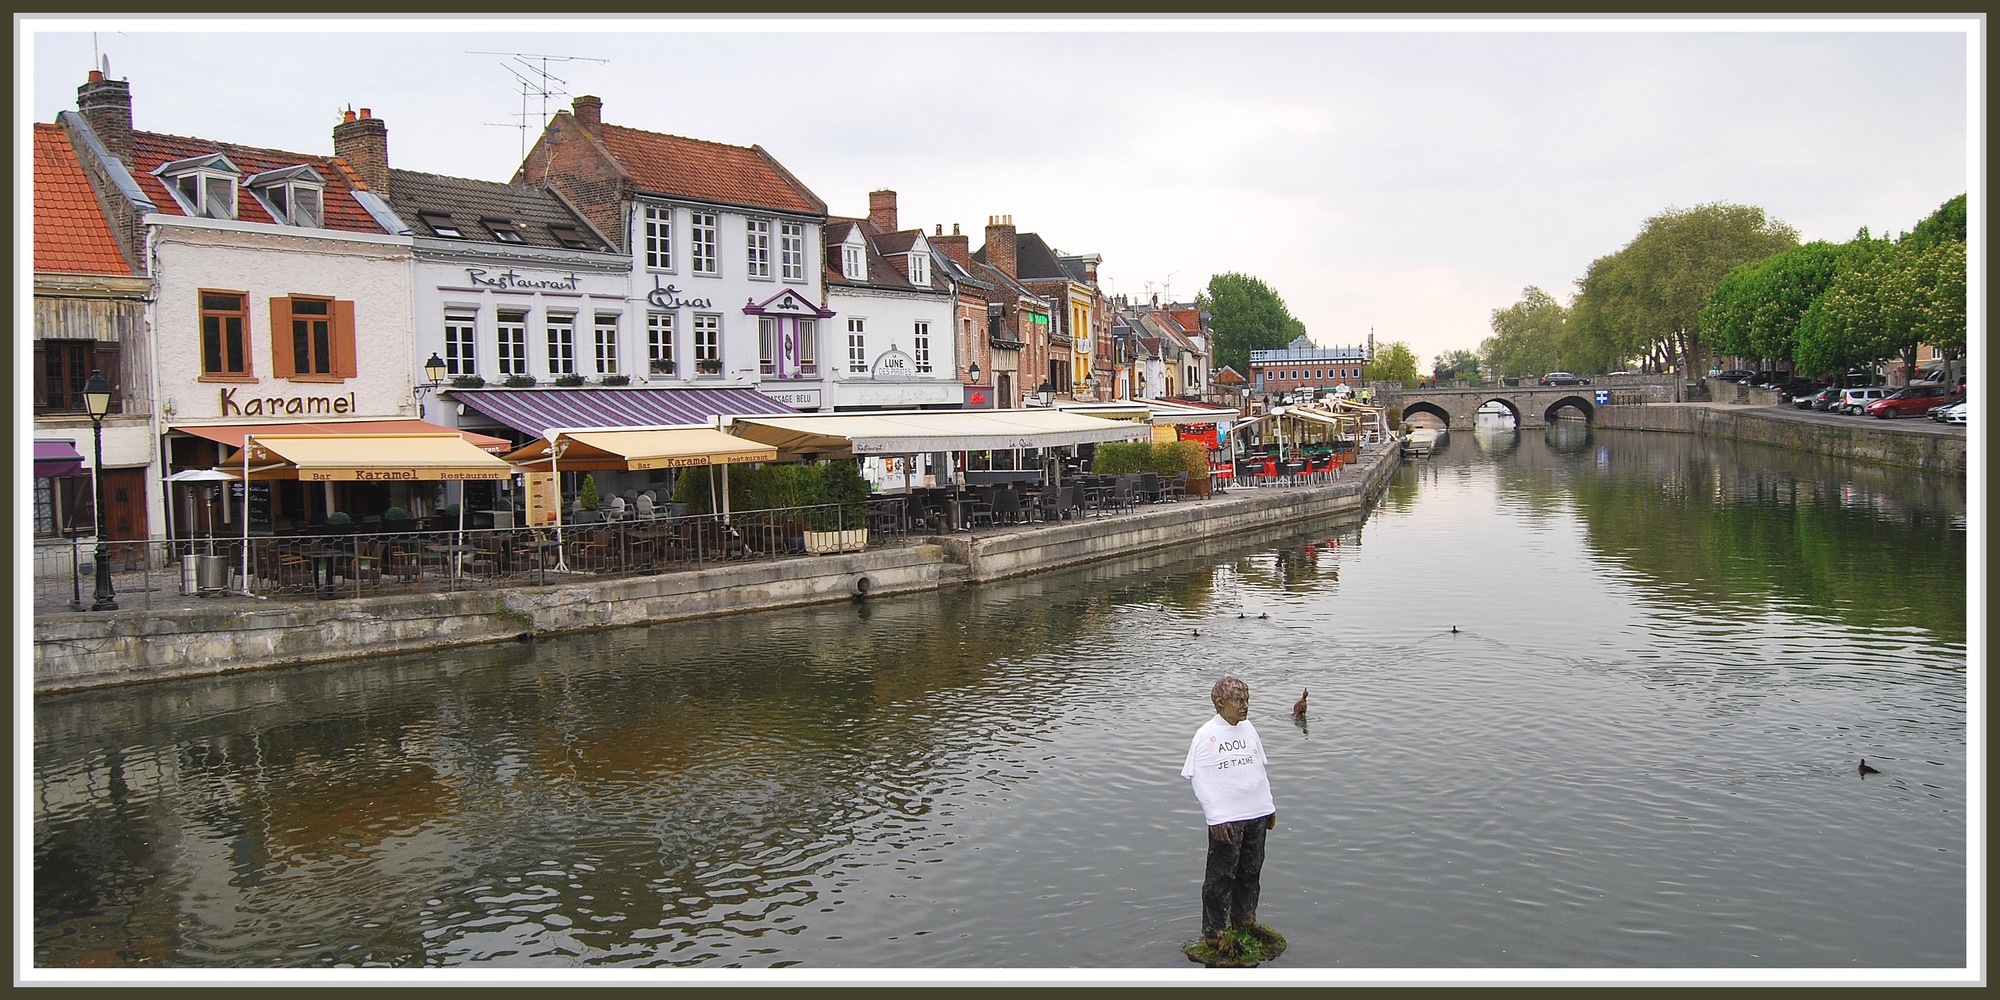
[1182,923,1286,967]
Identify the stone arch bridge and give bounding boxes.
[1378,378,1679,430]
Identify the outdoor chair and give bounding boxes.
[1139,472,1163,504]
[1166,471,1189,501]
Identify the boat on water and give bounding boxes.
[1402,426,1447,456]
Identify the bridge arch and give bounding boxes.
[1538,394,1596,426]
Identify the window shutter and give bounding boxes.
[32,343,47,412]
[333,299,357,378]
[269,297,295,379]
[94,343,123,415]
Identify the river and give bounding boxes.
[28,422,1973,984]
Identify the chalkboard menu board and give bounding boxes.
[228,480,272,530]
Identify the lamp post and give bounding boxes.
[968,361,981,384]
[1036,381,1055,407]
[82,369,117,611]
[415,352,447,416]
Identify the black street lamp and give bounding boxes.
[415,352,448,416]
[968,361,981,384]
[81,369,117,611]
[1036,381,1055,407]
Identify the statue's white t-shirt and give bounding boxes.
[1181,715,1275,825]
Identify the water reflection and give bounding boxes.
[34,430,1968,974]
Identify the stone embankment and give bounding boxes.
[33,444,1404,694]
[1592,401,1966,477]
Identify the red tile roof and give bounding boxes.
[589,123,825,215]
[33,124,131,275]
[128,130,388,233]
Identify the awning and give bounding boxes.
[34,439,86,478]
[452,387,798,438]
[727,409,1152,460]
[505,428,779,472]
[226,434,517,482]
[172,419,512,453]
[1047,399,1240,425]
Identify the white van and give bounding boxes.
[1836,386,1889,415]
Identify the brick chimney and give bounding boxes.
[934,222,971,269]
[983,215,1017,279]
[572,95,602,127]
[332,106,389,197]
[77,70,134,166]
[867,190,898,233]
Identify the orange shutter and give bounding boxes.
[268,296,295,379]
[333,299,357,379]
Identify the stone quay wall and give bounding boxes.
[1592,403,1967,477]
[32,443,1404,694]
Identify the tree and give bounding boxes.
[1198,273,1308,375]
[1699,241,1845,372]
[1902,193,1966,251]
[1432,349,1481,381]
[1569,203,1799,378]
[1804,238,1966,383]
[1364,341,1420,385]
[1483,286,1568,379]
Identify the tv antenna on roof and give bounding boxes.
[468,50,609,161]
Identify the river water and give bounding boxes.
[28,423,1974,984]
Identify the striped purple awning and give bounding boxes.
[34,439,86,478]
[450,387,799,438]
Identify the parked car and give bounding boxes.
[1747,370,1792,387]
[1799,386,1841,410]
[1810,387,1846,411]
[1713,369,1756,382]
[1774,378,1825,400]
[1865,383,1956,419]
[1929,396,1967,421]
[1604,370,1636,377]
[1540,372,1591,386]
[1946,400,1968,425]
[1836,386,1890,414]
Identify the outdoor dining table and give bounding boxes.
[424,542,477,580]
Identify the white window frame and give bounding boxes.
[690,211,719,276]
[644,204,674,271]
[746,218,772,280]
[648,312,676,376]
[693,313,722,376]
[908,252,929,287]
[847,318,868,373]
[780,221,806,282]
[913,321,932,374]
[593,312,620,376]
[547,313,576,376]
[444,309,478,376]
[497,309,529,376]
[842,242,866,282]
[759,317,778,376]
[246,166,325,228]
[155,155,240,221]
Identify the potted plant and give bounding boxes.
[554,373,587,387]
[601,374,631,387]
[450,374,486,389]
[650,359,676,376]
[325,510,356,535]
[696,358,722,375]
[382,506,416,533]
[503,374,538,388]
[802,460,869,554]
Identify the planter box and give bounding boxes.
[802,528,868,555]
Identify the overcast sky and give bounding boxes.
[21,16,1978,370]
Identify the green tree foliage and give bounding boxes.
[1482,286,1568,378]
[1801,238,1966,383]
[1431,349,1481,381]
[1700,241,1845,369]
[1363,340,1420,385]
[1198,273,1308,375]
[1901,193,1966,251]
[577,473,601,511]
[1569,203,1799,377]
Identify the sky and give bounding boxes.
[20,16,1978,371]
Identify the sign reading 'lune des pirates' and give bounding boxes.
[870,345,918,382]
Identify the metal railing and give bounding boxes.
[30,502,902,616]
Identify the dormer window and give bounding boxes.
[154,153,241,221]
[908,252,929,287]
[842,238,866,282]
[246,165,325,228]
[483,217,524,243]
[548,223,592,250]
[417,210,462,238]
